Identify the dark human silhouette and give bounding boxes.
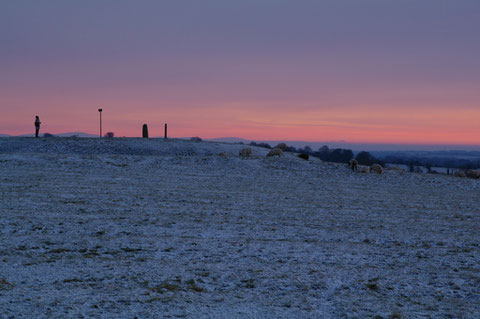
[34,116,41,138]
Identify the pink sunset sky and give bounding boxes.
[1,1,479,145]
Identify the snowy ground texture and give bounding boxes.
[1,137,479,319]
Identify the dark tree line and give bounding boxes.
[246,142,384,166]
[282,144,383,165]
[249,141,272,149]
[314,147,354,163]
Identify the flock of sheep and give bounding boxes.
[235,143,388,175]
[237,143,289,158]
[347,159,385,174]
[232,142,480,180]
[235,143,389,175]
[454,169,480,179]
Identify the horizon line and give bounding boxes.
[1,132,480,148]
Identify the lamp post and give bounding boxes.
[98,108,103,138]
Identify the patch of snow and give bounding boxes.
[0,138,479,318]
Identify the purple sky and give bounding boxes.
[1,1,479,144]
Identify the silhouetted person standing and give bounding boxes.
[34,116,41,138]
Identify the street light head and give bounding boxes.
[98,108,103,112]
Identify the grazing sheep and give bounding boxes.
[358,166,370,174]
[298,153,309,160]
[455,170,466,178]
[370,164,384,174]
[274,143,287,151]
[239,148,252,157]
[466,169,480,179]
[474,170,480,179]
[348,159,358,171]
[267,148,283,157]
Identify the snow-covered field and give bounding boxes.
[1,137,479,318]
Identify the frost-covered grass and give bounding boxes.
[0,138,479,318]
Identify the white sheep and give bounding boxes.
[455,171,466,178]
[466,169,480,179]
[358,166,370,174]
[348,159,358,171]
[267,148,283,157]
[239,147,252,157]
[370,164,384,174]
[274,143,287,151]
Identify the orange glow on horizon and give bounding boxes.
[1,100,478,146]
